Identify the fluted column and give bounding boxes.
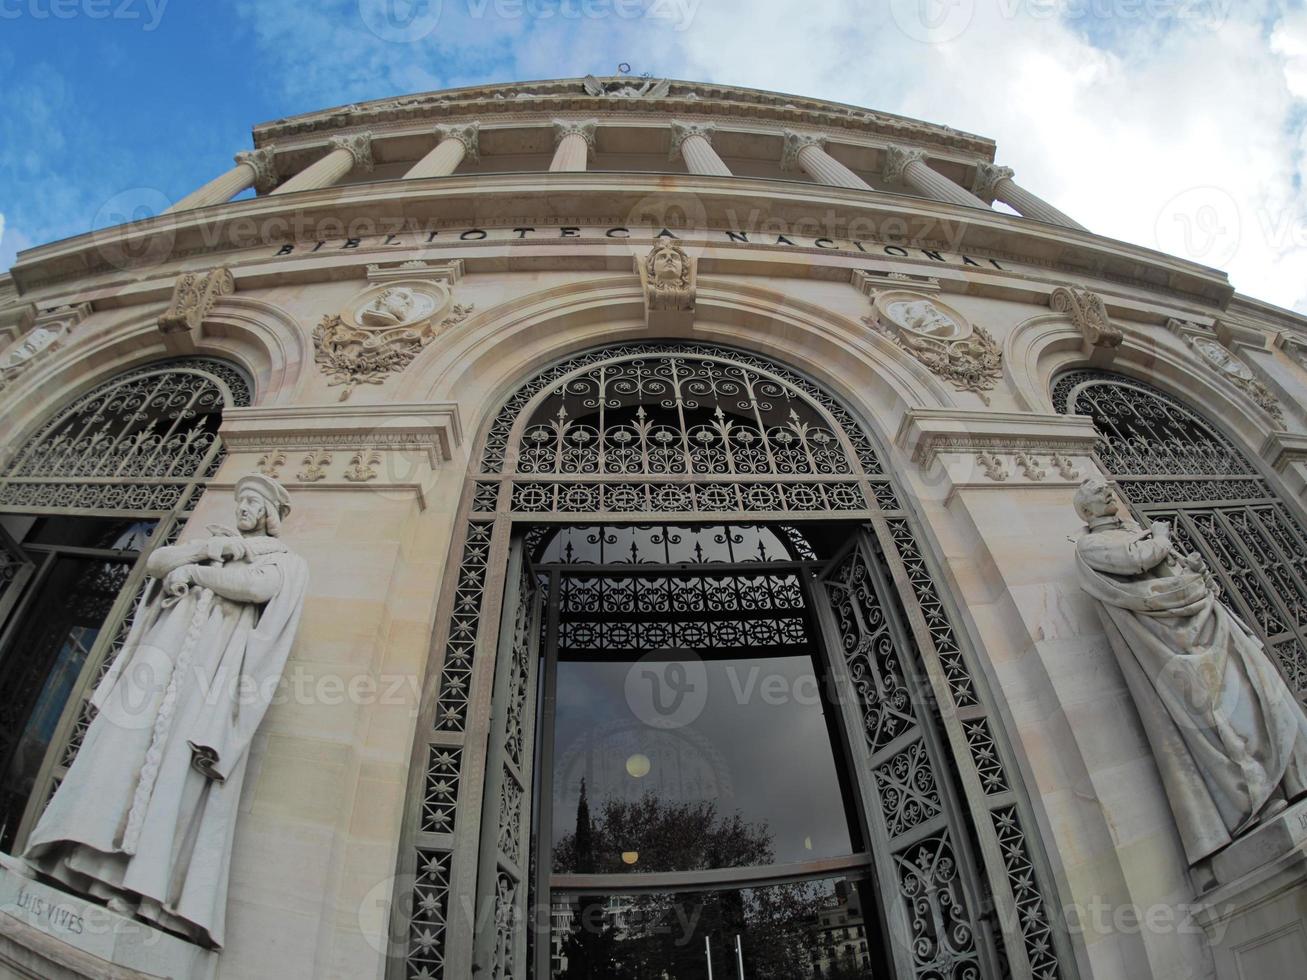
[405,123,479,179]
[670,122,731,176]
[780,132,870,190]
[271,133,374,195]
[883,145,987,209]
[550,119,597,171]
[973,162,1087,231]
[167,148,277,212]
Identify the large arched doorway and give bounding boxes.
[395,343,1070,980]
[0,357,251,853]
[1054,369,1307,702]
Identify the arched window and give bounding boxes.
[0,357,250,851]
[395,342,1071,980]
[1054,369,1307,700]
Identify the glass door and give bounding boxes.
[530,524,890,979]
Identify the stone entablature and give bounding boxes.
[251,76,995,157]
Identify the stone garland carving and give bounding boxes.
[1014,452,1046,481]
[297,451,331,482]
[344,450,380,482]
[976,451,1009,481]
[158,266,235,336]
[313,282,474,400]
[1050,453,1080,480]
[1181,330,1285,428]
[257,452,286,477]
[863,291,1003,403]
[1050,285,1123,349]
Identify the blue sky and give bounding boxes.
[4,0,1307,312]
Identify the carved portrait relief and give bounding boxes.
[866,290,1002,401]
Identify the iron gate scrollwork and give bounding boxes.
[1054,369,1307,702]
[395,343,1072,980]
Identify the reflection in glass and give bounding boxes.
[551,875,876,979]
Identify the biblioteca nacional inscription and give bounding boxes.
[268,225,1011,270]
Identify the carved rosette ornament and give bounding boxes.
[1050,285,1123,349]
[864,290,1003,403]
[313,280,473,400]
[1185,333,1286,428]
[158,265,235,336]
[234,147,278,193]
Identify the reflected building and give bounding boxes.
[1,75,1306,980]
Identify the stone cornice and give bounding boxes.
[250,77,996,158]
[7,173,1236,307]
[218,402,462,466]
[1260,431,1307,471]
[895,408,1101,466]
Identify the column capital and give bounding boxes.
[971,162,1015,202]
[552,118,598,149]
[436,123,480,162]
[668,121,716,160]
[330,132,375,174]
[780,131,825,172]
[234,147,278,193]
[882,144,927,184]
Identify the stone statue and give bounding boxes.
[1073,477,1307,864]
[20,474,309,948]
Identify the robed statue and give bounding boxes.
[19,474,308,947]
[1073,477,1307,864]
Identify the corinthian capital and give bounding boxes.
[668,121,715,160]
[437,123,480,162]
[553,118,598,148]
[971,162,1015,202]
[234,147,278,193]
[882,144,926,184]
[780,131,825,172]
[330,132,375,174]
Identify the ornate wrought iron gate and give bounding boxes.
[1055,369,1307,702]
[0,357,250,849]
[394,342,1074,980]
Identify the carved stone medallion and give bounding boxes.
[865,291,1002,402]
[1188,335,1285,427]
[313,280,473,399]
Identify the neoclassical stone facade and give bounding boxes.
[1,76,1306,980]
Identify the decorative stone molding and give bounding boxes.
[1049,285,1123,349]
[882,144,927,184]
[218,403,459,505]
[330,132,375,174]
[551,118,598,149]
[234,147,278,193]
[256,451,287,477]
[667,121,715,159]
[896,408,1100,491]
[366,258,465,287]
[0,300,37,346]
[636,239,695,328]
[780,131,825,172]
[971,162,1014,203]
[157,265,235,337]
[1169,320,1285,428]
[582,74,671,99]
[851,269,941,296]
[313,275,473,399]
[862,290,1002,402]
[436,122,480,162]
[1277,333,1307,373]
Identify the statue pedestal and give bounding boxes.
[1192,800,1307,979]
[0,856,216,980]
